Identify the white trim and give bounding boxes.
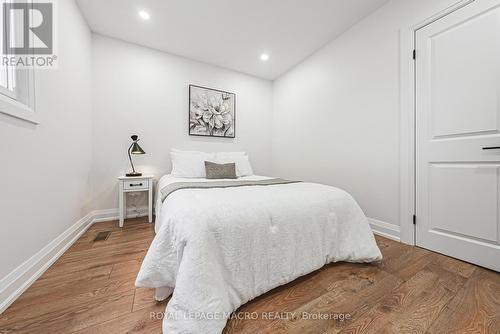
[368,218,401,242]
[93,206,150,223]
[398,0,475,246]
[0,212,94,313]
[412,0,475,30]
[0,90,38,124]
[399,24,416,245]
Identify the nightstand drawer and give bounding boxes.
[124,179,149,190]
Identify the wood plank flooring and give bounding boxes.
[0,217,498,333]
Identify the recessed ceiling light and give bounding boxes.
[138,10,150,20]
[260,53,269,62]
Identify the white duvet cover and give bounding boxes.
[136,175,382,333]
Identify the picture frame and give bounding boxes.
[189,84,236,138]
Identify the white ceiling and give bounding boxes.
[76,0,388,80]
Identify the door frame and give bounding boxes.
[398,0,475,245]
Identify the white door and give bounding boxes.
[416,0,500,272]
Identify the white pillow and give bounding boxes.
[170,149,216,178]
[216,152,254,177]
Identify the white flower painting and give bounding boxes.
[189,85,235,138]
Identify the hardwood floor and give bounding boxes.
[1,217,498,333]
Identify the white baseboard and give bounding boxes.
[368,217,401,242]
[0,206,150,314]
[0,212,95,313]
[92,206,149,223]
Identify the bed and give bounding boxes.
[135,151,382,333]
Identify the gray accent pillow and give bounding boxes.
[204,161,237,179]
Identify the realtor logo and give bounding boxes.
[3,2,53,54]
[1,1,57,68]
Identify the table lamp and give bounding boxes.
[126,135,146,177]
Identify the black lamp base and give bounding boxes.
[126,172,143,177]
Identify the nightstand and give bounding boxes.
[118,175,154,227]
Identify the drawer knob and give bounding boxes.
[130,183,143,187]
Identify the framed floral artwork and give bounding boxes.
[189,85,235,138]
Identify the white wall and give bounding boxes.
[0,0,92,279]
[89,35,273,212]
[272,0,460,227]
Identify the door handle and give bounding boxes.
[482,146,500,150]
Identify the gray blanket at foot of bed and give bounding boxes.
[160,178,300,203]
